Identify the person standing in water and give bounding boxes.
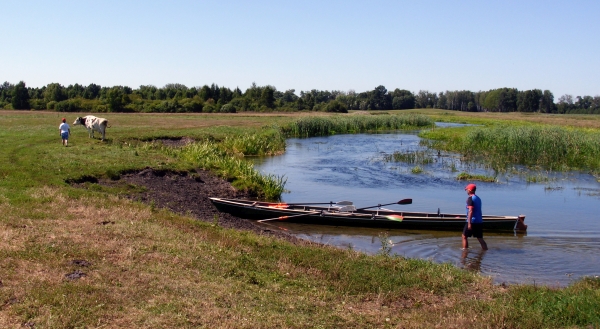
[462,183,488,250]
[59,118,70,147]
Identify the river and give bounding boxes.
[252,126,600,287]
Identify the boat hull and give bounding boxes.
[210,198,526,232]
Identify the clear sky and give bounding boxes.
[2,0,598,98]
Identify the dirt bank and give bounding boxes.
[87,168,303,244]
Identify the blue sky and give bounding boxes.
[2,0,598,98]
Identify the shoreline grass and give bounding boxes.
[421,123,600,174]
[281,113,434,137]
[1,110,599,328]
[167,138,287,200]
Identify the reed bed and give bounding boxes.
[167,139,286,200]
[384,150,434,165]
[456,172,497,182]
[427,125,600,172]
[220,129,286,156]
[282,113,434,137]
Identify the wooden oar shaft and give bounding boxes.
[356,199,412,211]
[267,201,353,206]
[257,211,321,223]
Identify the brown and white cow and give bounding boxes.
[73,115,109,141]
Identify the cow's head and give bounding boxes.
[73,117,85,126]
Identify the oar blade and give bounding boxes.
[385,214,404,222]
[355,198,413,211]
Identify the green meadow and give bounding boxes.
[0,110,599,328]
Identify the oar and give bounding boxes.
[257,210,322,223]
[266,201,353,207]
[355,199,412,211]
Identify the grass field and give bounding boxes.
[1,110,599,328]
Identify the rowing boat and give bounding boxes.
[209,198,527,232]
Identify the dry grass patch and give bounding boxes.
[0,187,498,327]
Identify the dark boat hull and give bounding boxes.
[210,198,527,231]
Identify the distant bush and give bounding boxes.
[219,104,236,113]
[93,104,109,112]
[29,99,47,110]
[325,100,348,113]
[203,104,215,113]
[55,99,81,112]
[180,98,204,112]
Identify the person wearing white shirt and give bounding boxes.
[59,118,70,147]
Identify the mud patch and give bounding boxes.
[71,259,92,267]
[65,270,86,280]
[77,168,302,243]
[155,137,195,147]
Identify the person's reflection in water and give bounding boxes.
[460,248,486,272]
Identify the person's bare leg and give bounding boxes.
[477,238,488,250]
[462,234,469,249]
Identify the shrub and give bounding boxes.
[29,99,47,110]
[325,100,348,113]
[203,104,215,113]
[220,104,236,113]
[55,99,83,112]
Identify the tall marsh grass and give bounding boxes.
[456,172,497,182]
[282,114,434,137]
[168,139,286,200]
[428,125,600,172]
[384,150,434,165]
[220,129,286,156]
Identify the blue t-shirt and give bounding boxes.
[466,194,482,224]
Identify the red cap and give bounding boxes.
[62,118,66,122]
[465,183,477,191]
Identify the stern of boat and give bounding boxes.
[515,214,527,231]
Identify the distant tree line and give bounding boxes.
[1,81,599,114]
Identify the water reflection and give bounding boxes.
[253,131,600,286]
[460,248,486,272]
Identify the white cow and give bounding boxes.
[73,115,110,141]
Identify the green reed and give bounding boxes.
[411,166,424,174]
[168,139,286,200]
[282,114,434,137]
[456,172,497,182]
[428,125,600,172]
[220,129,286,156]
[384,150,434,165]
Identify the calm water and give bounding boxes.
[252,128,600,286]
